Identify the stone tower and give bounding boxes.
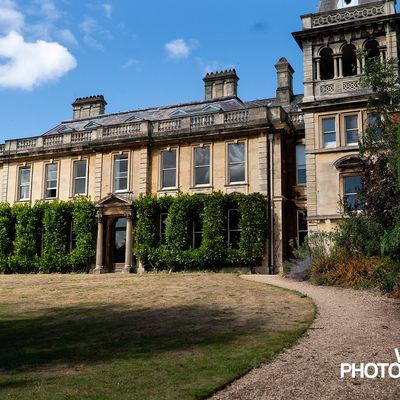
[293,0,399,232]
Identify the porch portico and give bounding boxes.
[93,193,139,274]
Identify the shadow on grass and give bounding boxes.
[0,303,265,373]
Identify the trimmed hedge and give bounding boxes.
[134,192,269,271]
[0,198,97,274]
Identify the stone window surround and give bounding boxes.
[313,39,387,81]
[159,146,179,192]
[297,209,308,247]
[43,160,60,200]
[16,163,33,203]
[225,139,248,186]
[111,151,131,194]
[191,142,213,189]
[318,110,365,149]
[70,157,89,198]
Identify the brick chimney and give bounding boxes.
[203,69,239,100]
[275,58,294,104]
[72,95,107,120]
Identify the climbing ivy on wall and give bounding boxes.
[0,203,13,273]
[135,192,269,271]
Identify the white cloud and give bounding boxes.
[165,39,192,59]
[56,28,78,46]
[123,58,139,69]
[79,16,112,50]
[0,0,25,33]
[34,0,60,23]
[0,30,77,90]
[103,3,112,19]
[195,57,235,74]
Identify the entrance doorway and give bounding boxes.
[114,217,127,264]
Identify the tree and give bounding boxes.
[357,55,400,229]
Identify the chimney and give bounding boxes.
[203,69,239,101]
[72,95,107,120]
[275,58,294,104]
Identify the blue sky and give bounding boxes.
[0,0,320,141]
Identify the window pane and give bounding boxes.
[75,160,87,178]
[162,169,176,188]
[195,166,210,186]
[229,163,245,183]
[345,115,359,144]
[322,118,336,147]
[322,118,335,133]
[46,164,57,181]
[298,211,308,232]
[74,178,86,195]
[296,145,306,166]
[114,156,128,191]
[194,147,210,166]
[162,150,176,169]
[20,168,30,185]
[20,185,30,200]
[344,176,362,194]
[46,188,57,198]
[298,168,307,185]
[229,231,241,249]
[229,210,241,231]
[229,143,245,163]
[45,164,57,198]
[115,177,128,192]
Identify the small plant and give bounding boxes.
[373,257,400,294]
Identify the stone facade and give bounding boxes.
[0,0,397,273]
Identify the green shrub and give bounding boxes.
[39,201,71,273]
[373,257,400,293]
[381,222,400,261]
[9,203,43,273]
[134,192,269,271]
[0,203,13,273]
[335,215,384,257]
[67,197,97,272]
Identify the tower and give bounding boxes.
[292,0,399,233]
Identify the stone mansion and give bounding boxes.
[0,0,397,273]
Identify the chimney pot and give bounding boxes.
[275,58,294,104]
[72,95,107,120]
[203,69,239,101]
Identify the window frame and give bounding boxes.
[17,165,32,202]
[192,144,212,187]
[296,143,307,186]
[297,210,308,247]
[341,173,363,212]
[226,140,247,185]
[44,162,59,200]
[320,116,337,149]
[160,148,178,190]
[228,208,242,249]
[343,113,360,146]
[72,159,88,197]
[113,153,130,193]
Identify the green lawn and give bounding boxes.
[0,274,315,400]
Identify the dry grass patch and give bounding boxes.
[0,273,315,400]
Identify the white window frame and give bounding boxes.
[160,148,178,190]
[321,116,337,148]
[193,144,212,187]
[72,159,88,196]
[342,174,363,211]
[226,140,247,185]
[44,162,59,199]
[18,165,32,201]
[113,153,129,193]
[344,114,359,146]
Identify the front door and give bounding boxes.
[114,217,127,266]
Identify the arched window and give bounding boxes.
[365,40,380,60]
[320,48,334,80]
[342,44,357,77]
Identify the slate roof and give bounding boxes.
[42,94,304,136]
[318,0,382,13]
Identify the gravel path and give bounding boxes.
[211,275,400,400]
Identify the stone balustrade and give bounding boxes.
[0,107,273,156]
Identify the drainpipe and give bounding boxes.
[267,133,275,275]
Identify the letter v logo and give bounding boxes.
[395,348,400,363]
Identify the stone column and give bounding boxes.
[338,55,343,77]
[333,55,339,78]
[123,211,133,273]
[94,210,105,274]
[315,58,321,81]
